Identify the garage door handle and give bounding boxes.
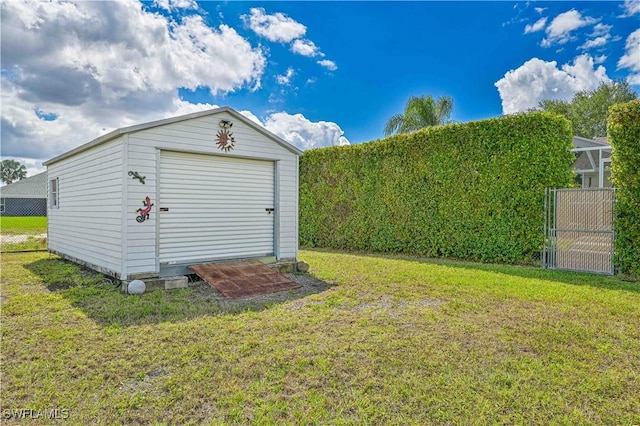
[265,208,275,214]
[160,207,169,212]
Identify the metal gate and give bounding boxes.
[543,188,615,274]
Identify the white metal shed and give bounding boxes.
[43,107,302,282]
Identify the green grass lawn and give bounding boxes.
[2,250,639,424]
[0,216,47,234]
[0,216,47,252]
[0,235,48,252]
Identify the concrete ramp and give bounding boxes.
[189,260,299,299]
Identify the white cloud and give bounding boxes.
[535,7,547,14]
[171,99,219,116]
[590,23,612,37]
[0,0,266,161]
[241,7,306,43]
[594,54,608,64]
[580,23,613,50]
[276,68,295,85]
[580,35,610,50]
[494,54,610,114]
[238,110,263,126]
[524,17,547,34]
[241,9,331,65]
[175,104,352,150]
[291,39,322,57]
[154,0,198,11]
[541,9,597,47]
[263,112,350,150]
[618,29,640,85]
[0,0,348,171]
[317,59,338,71]
[622,0,640,16]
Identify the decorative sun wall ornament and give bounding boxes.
[135,196,154,223]
[216,129,236,152]
[128,170,146,184]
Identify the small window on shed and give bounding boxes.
[0,198,5,213]
[50,178,59,208]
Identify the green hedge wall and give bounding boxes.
[609,100,640,277]
[300,112,574,264]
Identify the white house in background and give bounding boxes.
[572,136,612,188]
[44,107,302,287]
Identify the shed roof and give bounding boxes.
[0,172,47,198]
[44,106,303,166]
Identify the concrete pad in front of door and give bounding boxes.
[189,260,300,299]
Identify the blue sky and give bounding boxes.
[1,0,639,175]
[195,1,639,142]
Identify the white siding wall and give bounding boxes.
[125,138,157,277]
[47,137,124,277]
[125,111,298,277]
[581,171,612,188]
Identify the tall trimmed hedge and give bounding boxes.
[300,112,574,264]
[609,100,640,277]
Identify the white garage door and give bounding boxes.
[159,151,275,265]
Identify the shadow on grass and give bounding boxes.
[439,258,640,294]
[304,248,640,294]
[26,258,334,327]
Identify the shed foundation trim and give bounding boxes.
[121,276,189,293]
[49,250,121,280]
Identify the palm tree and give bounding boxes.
[384,95,454,136]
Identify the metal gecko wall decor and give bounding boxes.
[128,171,146,184]
[136,196,154,223]
[216,129,236,152]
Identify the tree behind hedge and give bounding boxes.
[300,112,574,264]
[384,95,454,136]
[539,80,637,139]
[609,100,640,278]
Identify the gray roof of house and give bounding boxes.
[44,106,303,166]
[0,172,47,198]
[573,135,610,148]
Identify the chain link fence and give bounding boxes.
[0,209,48,252]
